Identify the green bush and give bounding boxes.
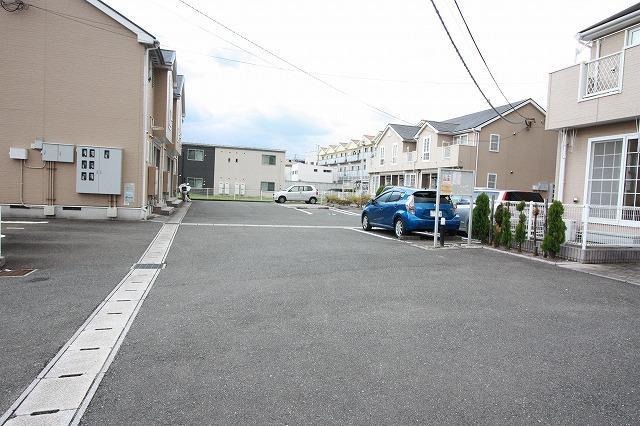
[472,193,491,243]
[542,201,566,258]
[514,201,527,252]
[375,185,386,197]
[501,206,513,249]
[325,194,341,204]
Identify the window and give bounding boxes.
[627,26,640,47]
[588,138,623,207]
[262,154,277,165]
[422,136,431,161]
[387,191,402,202]
[314,168,318,172]
[260,181,275,191]
[187,177,203,188]
[376,192,392,203]
[489,134,500,152]
[487,173,497,189]
[404,173,417,188]
[392,144,398,164]
[187,149,204,161]
[304,186,313,191]
[379,146,385,165]
[323,169,331,173]
[453,134,469,145]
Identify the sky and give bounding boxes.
[104,0,634,158]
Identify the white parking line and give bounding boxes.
[329,208,360,216]
[181,223,355,229]
[1,221,48,224]
[295,208,312,215]
[5,227,24,230]
[350,228,400,241]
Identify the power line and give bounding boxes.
[452,0,530,121]
[427,0,522,125]
[176,0,412,124]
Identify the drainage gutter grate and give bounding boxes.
[0,269,36,277]
[131,263,165,270]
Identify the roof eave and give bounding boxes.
[87,0,157,45]
[578,9,640,42]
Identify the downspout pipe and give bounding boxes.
[557,129,568,203]
[141,41,159,219]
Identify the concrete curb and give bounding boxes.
[482,245,640,287]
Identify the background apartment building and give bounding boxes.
[316,135,376,192]
[180,144,285,195]
[368,100,557,196]
[0,0,185,219]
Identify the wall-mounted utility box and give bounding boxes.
[32,138,43,150]
[76,146,123,194]
[42,143,74,163]
[9,147,28,160]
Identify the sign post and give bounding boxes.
[434,168,476,248]
[0,208,4,268]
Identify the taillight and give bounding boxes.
[407,195,415,215]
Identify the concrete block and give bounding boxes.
[69,328,121,351]
[14,376,94,415]
[43,205,55,216]
[45,347,110,378]
[5,410,75,426]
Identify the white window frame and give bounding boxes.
[626,25,640,48]
[187,177,203,188]
[487,173,497,189]
[453,134,469,145]
[489,134,500,152]
[187,149,204,161]
[584,132,640,226]
[379,146,385,165]
[404,173,417,188]
[392,143,398,164]
[422,136,431,161]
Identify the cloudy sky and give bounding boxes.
[105,0,633,158]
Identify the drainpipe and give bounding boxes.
[557,129,568,203]
[141,43,158,218]
[472,129,480,187]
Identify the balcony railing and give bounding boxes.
[581,51,623,98]
[405,151,416,162]
[442,145,451,159]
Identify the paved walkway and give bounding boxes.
[558,262,640,286]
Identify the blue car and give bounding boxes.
[361,187,460,238]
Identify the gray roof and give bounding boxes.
[174,75,185,97]
[426,99,530,134]
[579,2,640,34]
[388,124,421,141]
[161,49,176,66]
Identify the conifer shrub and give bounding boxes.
[542,201,566,258]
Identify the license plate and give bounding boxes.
[429,210,443,218]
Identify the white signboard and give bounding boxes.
[434,168,476,247]
[123,183,135,206]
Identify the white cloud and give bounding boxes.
[103,0,633,156]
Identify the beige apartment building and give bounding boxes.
[316,135,376,191]
[368,100,557,195]
[0,0,185,219]
[547,4,640,212]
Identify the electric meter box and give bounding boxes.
[42,143,74,162]
[76,146,123,194]
[9,147,28,160]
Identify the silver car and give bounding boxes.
[273,185,319,204]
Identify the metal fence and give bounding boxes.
[189,188,276,202]
[500,201,640,249]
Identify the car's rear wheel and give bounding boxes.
[309,197,317,204]
[394,218,405,238]
[278,196,286,203]
[362,214,372,231]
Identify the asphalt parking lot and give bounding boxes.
[72,201,640,424]
[0,218,160,416]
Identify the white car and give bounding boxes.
[273,185,319,204]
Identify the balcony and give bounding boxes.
[547,44,640,130]
[581,52,623,98]
[346,154,361,162]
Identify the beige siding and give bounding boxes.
[477,104,557,191]
[0,0,146,208]
[547,44,640,130]
[561,121,637,204]
[214,148,285,192]
[599,31,626,57]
